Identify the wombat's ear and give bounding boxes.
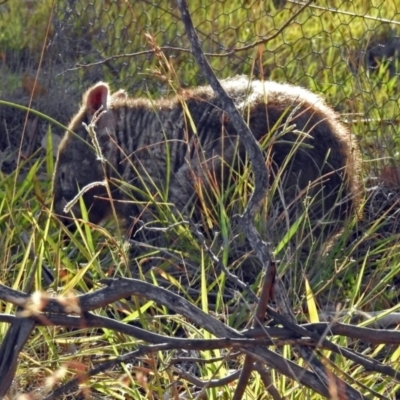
[83,82,110,117]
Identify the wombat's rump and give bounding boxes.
[53,76,361,236]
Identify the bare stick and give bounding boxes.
[175,2,367,399]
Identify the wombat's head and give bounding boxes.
[53,82,126,226]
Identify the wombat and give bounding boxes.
[53,76,361,238]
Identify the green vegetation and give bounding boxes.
[1,0,400,398]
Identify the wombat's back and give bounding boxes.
[162,77,361,228]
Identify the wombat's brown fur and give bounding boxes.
[53,76,361,237]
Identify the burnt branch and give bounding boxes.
[174,1,367,399]
[2,277,400,398]
[0,229,55,398]
[255,362,284,400]
[4,280,400,346]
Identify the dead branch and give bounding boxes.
[2,275,400,398]
[175,1,368,398]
